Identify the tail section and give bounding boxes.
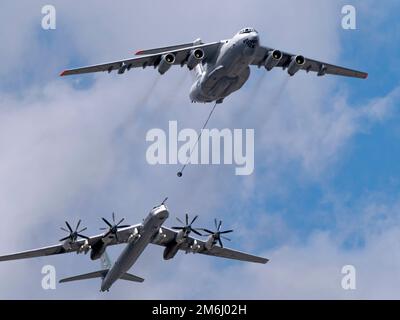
[100,251,112,270]
[59,270,144,284]
[120,273,144,283]
[59,270,107,283]
[59,250,144,285]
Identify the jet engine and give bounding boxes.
[158,53,175,74]
[186,48,205,70]
[287,55,306,76]
[264,50,282,71]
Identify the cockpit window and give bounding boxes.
[239,28,257,34]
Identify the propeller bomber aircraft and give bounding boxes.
[0,201,268,292]
[60,27,368,104]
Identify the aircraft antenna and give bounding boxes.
[177,101,218,177]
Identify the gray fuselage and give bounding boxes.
[100,205,169,291]
[189,29,259,103]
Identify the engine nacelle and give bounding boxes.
[152,228,167,243]
[163,243,180,260]
[158,53,175,75]
[204,236,215,251]
[90,240,106,260]
[77,239,91,254]
[128,227,140,243]
[189,240,202,253]
[186,48,205,70]
[264,50,282,71]
[287,55,306,76]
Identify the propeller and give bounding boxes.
[100,212,130,241]
[200,219,233,248]
[172,213,203,237]
[59,220,90,242]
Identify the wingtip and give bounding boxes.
[59,70,67,77]
[135,50,144,55]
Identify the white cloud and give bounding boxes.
[0,0,398,299]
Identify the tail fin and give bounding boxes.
[100,251,112,270]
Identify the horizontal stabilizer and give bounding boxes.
[120,272,144,283]
[59,270,107,283]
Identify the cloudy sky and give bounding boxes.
[0,0,399,299]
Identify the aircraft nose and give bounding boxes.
[243,34,259,49]
[250,33,259,42]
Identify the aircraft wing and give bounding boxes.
[0,225,141,262]
[60,42,222,76]
[252,46,368,79]
[152,227,268,264]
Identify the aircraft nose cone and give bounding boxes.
[250,34,259,43]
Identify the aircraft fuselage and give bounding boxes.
[100,205,169,292]
[189,30,259,103]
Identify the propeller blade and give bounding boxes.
[60,227,69,233]
[75,219,81,232]
[214,218,218,229]
[220,230,233,234]
[115,232,119,242]
[176,217,184,225]
[65,221,73,233]
[100,227,108,230]
[218,238,223,248]
[192,229,202,236]
[185,213,189,225]
[112,212,116,223]
[221,236,231,241]
[172,226,184,230]
[190,215,198,226]
[218,220,222,231]
[200,228,214,234]
[77,234,90,240]
[102,217,112,227]
[59,236,71,242]
[116,218,125,226]
[78,227,87,233]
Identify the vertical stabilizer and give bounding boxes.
[100,251,112,270]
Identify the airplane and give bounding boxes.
[60,27,368,104]
[0,201,268,292]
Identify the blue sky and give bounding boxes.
[0,0,400,299]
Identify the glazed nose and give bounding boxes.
[250,33,259,43]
